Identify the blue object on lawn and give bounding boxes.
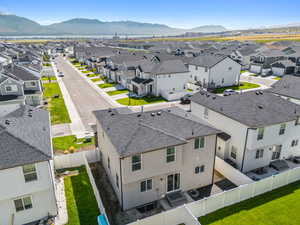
[98,214,109,225]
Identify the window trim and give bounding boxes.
[140,179,152,192]
[14,195,33,212]
[5,85,18,93]
[132,154,142,172]
[257,127,264,140]
[279,123,286,135]
[231,146,237,160]
[166,147,176,163]
[255,149,264,159]
[194,137,205,149]
[22,164,38,183]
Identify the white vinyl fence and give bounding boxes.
[129,165,300,225]
[54,150,100,169]
[215,157,254,186]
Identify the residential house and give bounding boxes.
[93,107,220,210]
[0,106,57,225]
[188,54,241,89]
[191,90,300,173]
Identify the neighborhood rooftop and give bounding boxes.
[0,105,52,170]
[268,75,300,100]
[93,107,220,157]
[191,90,300,127]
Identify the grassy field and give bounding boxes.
[42,76,57,81]
[213,82,260,94]
[87,73,98,78]
[98,82,117,89]
[124,33,300,43]
[106,89,129,96]
[52,135,95,153]
[273,77,282,80]
[199,181,300,225]
[117,96,166,106]
[64,166,100,225]
[43,82,71,124]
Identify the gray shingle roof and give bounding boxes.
[3,64,39,81]
[191,90,300,127]
[139,59,189,75]
[0,106,52,170]
[189,54,227,68]
[268,75,300,100]
[93,107,220,157]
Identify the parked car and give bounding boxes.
[223,89,237,96]
[180,94,192,104]
[58,72,64,77]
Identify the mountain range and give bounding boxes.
[0,14,227,36]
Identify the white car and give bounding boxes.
[223,89,237,95]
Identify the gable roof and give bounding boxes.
[3,64,39,81]
[93,107,220,157]
[191,90,300,127]
[139,59,189,75]
[268,75,300,100]
[0,106,52,170]
[189,54,227,68]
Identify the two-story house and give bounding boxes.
[0,64,43,107]
[93,107,220,210]
[188,54,241,89]
[191,90,300,173]
[0,105,57,225]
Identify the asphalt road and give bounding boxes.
[54,56,113,131]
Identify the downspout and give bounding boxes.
[48,160,59,217]
[119,158,124,210]
[211,134,218,184]
[241,128,250,172]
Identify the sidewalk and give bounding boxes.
[52,61,89,138]
[54,177,68,225]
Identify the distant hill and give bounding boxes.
[0,14,227,36]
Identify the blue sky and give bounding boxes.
[1,0,300,29]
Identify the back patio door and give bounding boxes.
[167,173,180,192]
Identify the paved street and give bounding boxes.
[54,56,114,132]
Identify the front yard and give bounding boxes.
[98,82,117,89]
[43,82,71,124]
[52,135,95,153]
[117,96,166,106]
[199,180,300,225]
[106,89,129,96]
[64,166,100,225]
[213,82,260,94]
[91,78,103,82]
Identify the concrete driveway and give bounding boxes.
[241,73,277,88]
[54,56,114,132]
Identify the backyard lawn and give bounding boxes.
[98,82,117,89]
[117,96,166,106]
[91,78,102,82]
[199,181,300,225]
[52,135,95,153]
[213,82,260,94]
[106,89,129,96]
[64,166,100,225]
[43,82,71,124]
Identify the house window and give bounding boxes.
[296,117,300,126]
[166,147,176,163]
[228,67,232,71]
[22,164,37,182]
[132,154,141,171]
[195,66,198,70]
[257,128,264,140]
[204,107,209,119]
[272,145,282,160]
[255,149,264,159]
[292,139,299,147]
[279,123,286,135]
[195,165,205,174]
[14,196,32,212]
[205,67,208,72]
[116,173,119,189]
[140,179,152,192]
[222,78,224,84]
[5,85,18,92]
[231,147,237,159]
[194,137,205,149]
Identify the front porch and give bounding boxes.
[131,77,154,96]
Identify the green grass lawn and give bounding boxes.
[199,180,300,225]
[82,70,93,74]
[106,89,129,96]
[43,63,52,67]
[91,78,102,82]
[52,135,95,152]
[43,82,71,124]
[213,82,260,94]
[273,77,282,80]
[87,73,98,78]
[117,96,166,106]
[42,76,57,81]
[240,70,248,73]
[98,82,117,89]
[64,166,100,225]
